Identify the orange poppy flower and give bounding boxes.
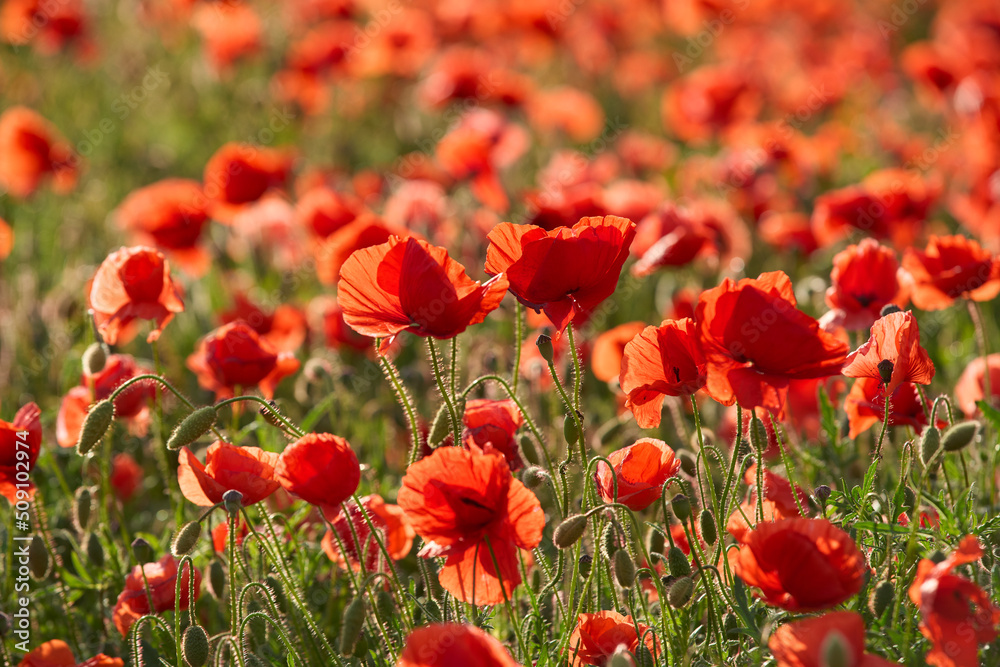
[16,639,124,667]
[485,215,636,332]
[0,403,41,504]
[908,535,1000,667]
[177,442,280,507]
[568,611,658,667]
[88,246,184,345]
[901,234,1000,310]
[351,8,437,79]
[113,555,201,637]
[219,293,307,353]
[525,86,605,143]
[769,611,899,667]
[56,354,155,448]
[397,624,521,667]
[397,445,544,606]
[275,433,360,508]
[843,311,935,397]
[697,271,848,415]
[321,494,414,573]
[619,318,707,428]
[0,0,91,57]
[661,65,761,144]
[294,186,365,239]
[726,466,810,543]
[338,236,508,354]
[109,453,143,503]
[116,179,211,276]
[955,354,1000,417]
[594,438,681,511]
[203,142,295,223]
[462,399,526,471]
[729,518,865,611]
[844,378,930,439]
[186,321,300,400]
[822,239,910,331]
[190,1,262,73]
[591,321,646,384]
[0,106,78,199]
[314,215,414,286]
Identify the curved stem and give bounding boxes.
[377,347,422,465]
[428,339,462,448]
[214,395,305,438]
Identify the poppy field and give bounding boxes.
[4,0,1000,665]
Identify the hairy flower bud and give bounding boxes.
[167,406,218,451]
[77,399,115,455]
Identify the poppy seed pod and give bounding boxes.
[554,514,588,549]
[699,509,718,545]
[613,549,635,589]
[814,484,832,503]
[223,489,244,515]
[77,399,115,455]
[73,486,93,533]
[579,553,593,580]
[428,403,452,447]
[820,630,851,667]
[171,521,202,556]
[869,580,894,618]
[535,334,555,364]
[563,413,581,444]
[182,625,210,667]
[85,532,105,568]
[880,303,903,317]
[208,560,226,600]
[671,494,692,523]
[167,406,218,451]
[667,546,691,578]
[82,342,108,375]
[942,421,980,452]
[920,427,942,467]
[339,597,366,656]
[131,537,154,565]
[678,450,697,477]
[668,576,694,608]
[28,535,49,580]
[877,359,895,385]
[521,466,548,490]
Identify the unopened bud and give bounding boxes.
[82,342,108,376]
[749,417,768,452]
[521,466,548,490]
[520,434,540,465]
[208,560,226,599]
[942,421,980,453]
[167,406,218,451]
[599,523,618,561]
[678,450,697,477]
[668,576,694,608]
[671,494,691,523]
[646,529,665,562]
[613,549,635,589]
[869,580,894,618]
[814,485,832,503]
[339,597,366,656]
[820,630,851,667]
[578,553,592,580]
[132,537,154,564]
[77,399,115,455]
[28,535,49,580]
[182,625,210,667]
[563,412,582,444]
[920,427,942,466]
[223,489,244,514]
[73,487,93,533]
[554,514,588,549]
[609,648,634,667]
[85,532,105,568]
[375,590,395,620]
[666,546,691,578]
[535,334,554,364]
[699,510,717,545]
[428,403,453,447]
[171,521,202,557]
[880,304,903,317]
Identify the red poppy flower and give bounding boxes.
[0,403,41,504]
[116,179,211,276]
[844,378,929,439]
[697,271,848,415]
[351,8,437,79]
[309,296,371,352]
[661,65,761,144]
[595,438,681,511]
[726,466,810,543]
[321,494,414,573]
[56,354,155,448]
[397,445,544,605]
[955,354,1000,417]
[908,535,1000,667]
[219,293,307,353]
[769,611,899,667]
[758,212,819,256]
[294,186,365,239]
[338,236,508,354]
[397,624,521,667]
[568,611,658,667]
[88,246,185,345]
[0,106,78,199]
[901,235,1000,310]
[462,399,526,471]
[17,639,124,667]
[186,321,300,400]
[525,86,605,143]
[109,453,143,503]
[843,311,935,396]
[485,215,636,332]
[313,215,414,286]
[630,203,719,276]
[822,239,910,331]
[619,318,707,428]
[0,216,12,260]
[177,442,280,507]
[113,555,201,637]
[729,518,865,611]
[275,433,360,508]
[591,321,647,384]
[203,142,294,222]
[0,0,91,58]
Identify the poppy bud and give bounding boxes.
[880,303,903,317]
[421,599,441,623]
[73,487,93,533]
[678,450,697,477]
[28,535,49,580]
[428,403,452,448]
[521,466,548,490]
[869,580,894,618]
[171,521,202,557]
[634,643,655,667]
[919,427,942,467]
[375,590,395,620]
[599,523,618,561]
[554,514,588,549]
[901,486,916,515]
[85,532,105,568]
[814,484,832,503]
[82,342,108,375]
[877,359,894,385]
[77,399,115,455]
[820,630,851,667]
[613,548,635,589]
[749,417,767,452]
[132,537,154,564]
[182,625,210,667]
[563,412,582,444]
[666,546,691,578]
[340,597,366,656]
[259,400,287,429]
[668,576,694,608]
[646,529,665,562]
[208,560,226,600]
[942,421,980,452]
[699,509,717,545]
[578,553,592,580]
[223,489,244,515]
[609,649,633,667]
[521,434,540,465]
[535,334,555,364]
[167,406,218,451]
[671,494,691,523]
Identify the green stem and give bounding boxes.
[428,339,462,448]
[512,302,524,397]
[378,348,422,465]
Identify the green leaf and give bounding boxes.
[978,400,1000,431]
